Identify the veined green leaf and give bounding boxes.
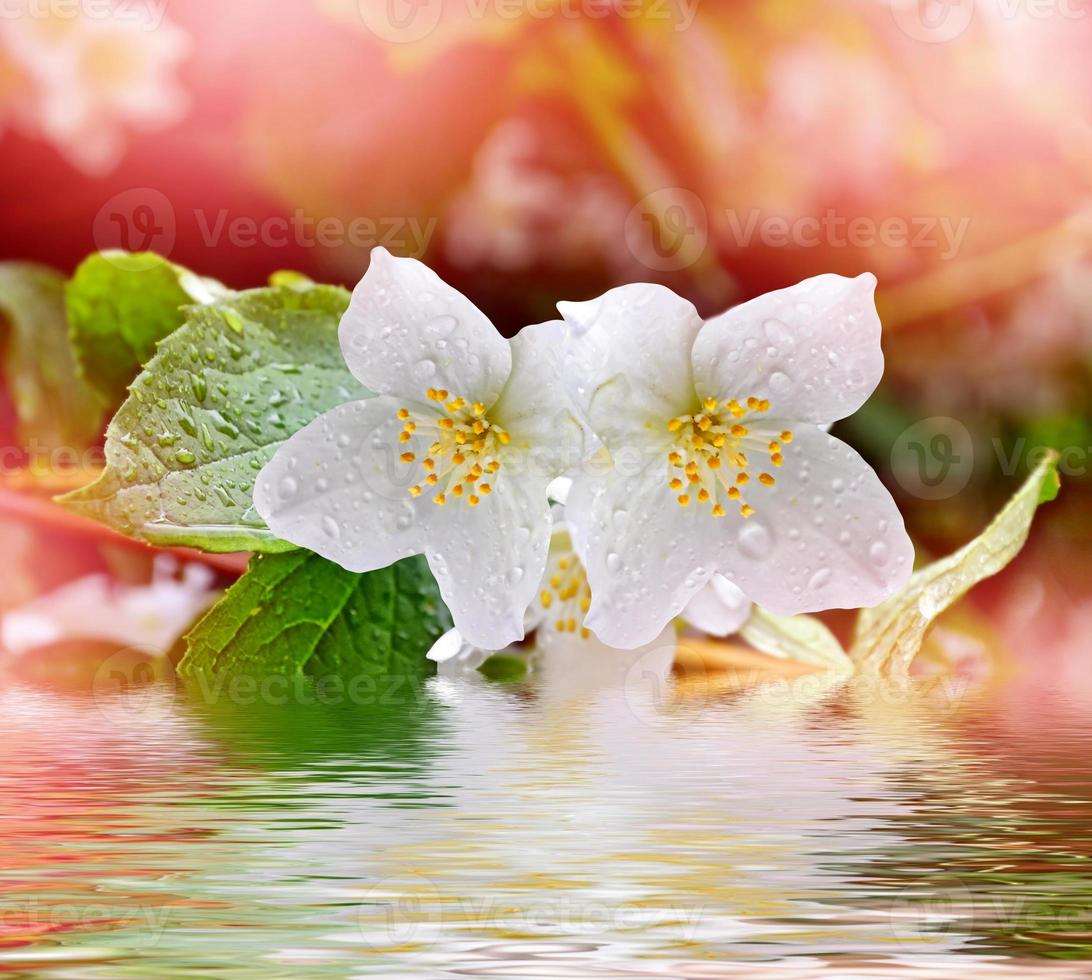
[178,552,450,681]
[66,251,229,410]
[0,262,103,450]
[739,608,853,672]
[851,451,1060,674]
[58,282,368,553]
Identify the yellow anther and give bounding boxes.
[696,415,712,431]
[691,434,705,448]
[478,483,492,494]
[558,558,570,570]
[541,591,553,608]
[736,472,749,485]
[697,488,710,502]
[409,485,422,497]
[566,617,577,632]
[423,457,435,471]
[728,486,740,499]
[678,494,690,506]
[435,388,449,401]
[703,396,719,413]
[580,627,590,638]
[768,441,781,453]
[398,408,410,420]
[487,460,500,473]
[758,399,770,412]
[667,417,687,432]
[740,504,755,518]
[781,430,793,443]
[580,596,590,613]
[400,452,415,463]
[472,402,487,416]
[434,493,446,506]
[451,484,463,497]
[730,424,748,438]
[668,452,683,466]
[687,472,700,484]
[708,455,721,470]
[747,396,760,410]
[712,503,726,517]
[497,430,510,445]
[437,418,454,430]
[771,453,784,467]
[472,420,486,434]
[454,431,467,445]
[759,473,776,486]
[426,473,439,485]
[555,619,566,632]
[399,431,412,443]
[472,439,486,452]
[468,494,480,506]
[670,478,683,491]
[685,461,699,475]
[465,472,478,484]
[426,388,438,400]
[447,398,465,412]
[712,434,727,448]
[452,451,466,465]
[403,421,416,433]
[550,575,562,589]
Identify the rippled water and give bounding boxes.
[2,659,1091,978]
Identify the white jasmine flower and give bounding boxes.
[557,274,914,648]
[255,247,585,651]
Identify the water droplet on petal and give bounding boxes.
[413,358,437,380]
[606,552,622,574]
[322,515,340,539]
[808,567,832,590]
[869,541,889,567]
[738,523,773,561]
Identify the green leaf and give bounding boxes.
[58,282,368,552]
[851,450,1060,674]
[739,608,852,673]
[0,262,103,450]
[177,551,450,682]
[478,653,529,683]
[66,251,229,410]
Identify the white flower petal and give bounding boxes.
[722,425,914,615]
[425,474,552,651]
[254,398,431,572]
[557,283,703,451]
[426,627,475,663]
[546,476,572,505]
[566,464,730,649]
[691,273,883,426]
[682,575,752,637]
[339,247,512,406]
[490,320,586,477]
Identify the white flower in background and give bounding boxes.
[0,4,188,175]
[0,557,216,657]
[558,274,914,648]
[255,247,585,651]
[428,479,754,676]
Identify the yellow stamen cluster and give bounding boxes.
[539,551,592,639]
[398,388,509,507]
[665,395,791,519]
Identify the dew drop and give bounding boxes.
[413,358,437,380]
[738,523,773,560]
[321,515,341,539]
[426,314,457,339]
[606,552,623,574]
[869,541,890,567]
[807,567,832,590]
[768,371,791,393]
[278,476,298,498]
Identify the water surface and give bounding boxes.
[2,663,1091,977]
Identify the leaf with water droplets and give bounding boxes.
[66,251,230,410]
[58,281,369,553]
[178,551,450,681]
[0,262,104,451]
[851,451,1060,675]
